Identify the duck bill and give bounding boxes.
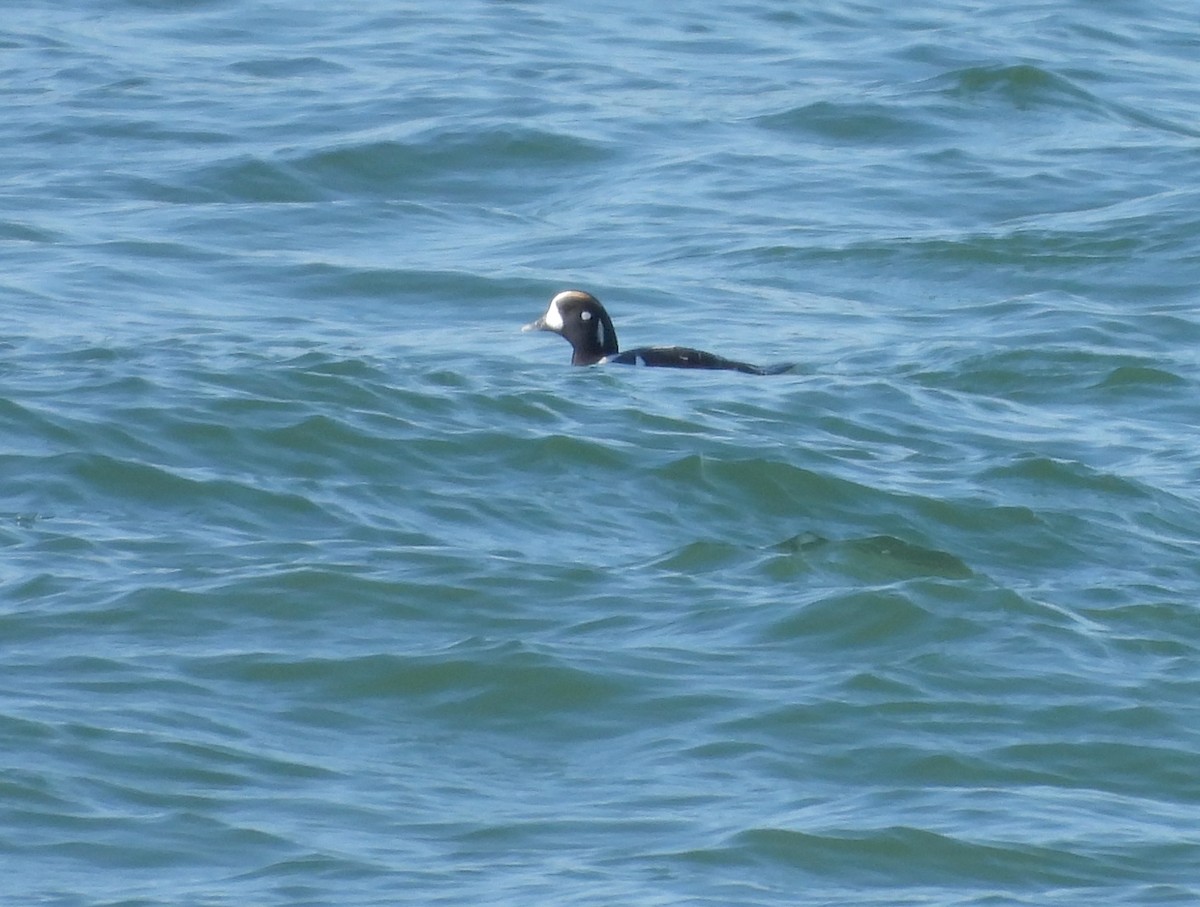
[522,316,549,333]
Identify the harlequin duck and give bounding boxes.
[522,290,788,374]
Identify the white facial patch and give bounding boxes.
[541,296,565,331]
[580,310,592,320]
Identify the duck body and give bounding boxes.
[522,290,784,375]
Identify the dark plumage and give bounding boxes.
[522,290,787,374]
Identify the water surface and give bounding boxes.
[4,2,1200,904]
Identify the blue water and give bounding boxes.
[4,2,1200,905]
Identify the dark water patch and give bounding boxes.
[1078,599,1200,660]
[916,292,1200,352]
[0,219,59,242]
[996,741,1200,803]
[24,450,339,539]
[912,346,1170,403]
[655,454,865,518]
[29,654,197,699]
[924,61,1200,141]
[982,454,1149,500]
[755,7,860,29]
[47,711,339,793]
[89,237,226,263]
[37,117,236,148]
[759,585,967,651]
[194,352,396,407]
[285,128,613,200]
[106,0,232,12]
[745,229,1152,293]
[724,824,1113,888]
[0,765,67,819]
[937,63,1104,114]
[906,231,1140,269]
[0,397,82,453]
[196,567,444,625]
[771,534,973,581]
[647,539,756,575]
[754,100,948,145]
[1094,364,1187,391]
[186,643,633,736]
[90,585,268,640]
[184,155,329,203]
[289,262,536,304]
[223,851,391,891]
[1106,99,1200,139]
[255,413,391,475]
[228,56,349,79]
[503,431,632,473]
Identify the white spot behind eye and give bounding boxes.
[580,310,592,321]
